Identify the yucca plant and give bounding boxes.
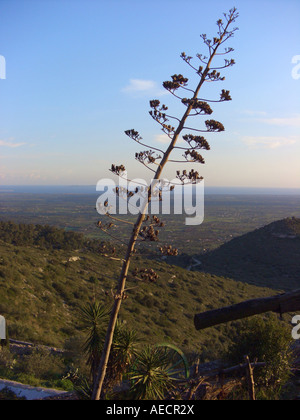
[79,301,140,397]
[104,321,140,396]
[79,302,110,385]
[74,375,94,400]
[129,346,177,400]
[110,322,140,377]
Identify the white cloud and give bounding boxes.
[154,134,170,144]
[239,112,300,128]
[122,79,166,96]
[154,134,184,145]
[28,171,42,180]
[243,136,297,149]
[259,115,300,127]
[123,79,156,92]
[0,139,26,148]
[239,110,268,117]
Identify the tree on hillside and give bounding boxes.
[92,8,239,400]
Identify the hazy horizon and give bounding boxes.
[1,184,300,196]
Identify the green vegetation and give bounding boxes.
[129,346,176,400]
[0,220,276,358]
[225,316,293,400]
[0,219,111,253]
[0,210,299,399]
[79,302,110,385]
[0,346,72,391]
[76,301,185,400]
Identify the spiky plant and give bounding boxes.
[104,321,140,396]
[111,322,140,374]
[129,346,176,400]
[80,302,140,397]
[79,302,110,384]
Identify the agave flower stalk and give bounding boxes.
[92,8,239,400]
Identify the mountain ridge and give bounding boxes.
[200,217,300,291]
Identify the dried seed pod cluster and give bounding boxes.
[220,89,232,101]
[110,164,126,176]
[205,120,225,132]
[163,74,189,92]
[97,220,116,231]
[184,150,205,164]
[135,150,161,165]
[133,267,159,283]
[159,245,179,256]
[124,129,143,142]
[182,134,210,150]
[114,186,139,199]
[181,98,213,115]
[176,169,204,184]
[138,215,165,242]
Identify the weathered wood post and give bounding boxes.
[194,289,300,330]
[244,355,256,401]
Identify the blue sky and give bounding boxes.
[0,0,299,188]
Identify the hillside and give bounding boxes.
[0,221,276,361]
[0,220,111,253]
[201,217,300,291]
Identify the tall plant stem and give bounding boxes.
[92,14,235,400]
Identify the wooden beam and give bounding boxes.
[194,289,300,331]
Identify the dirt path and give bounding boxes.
[0,378,67,400]
[187,257,202,271]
